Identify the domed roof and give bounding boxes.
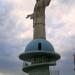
[25,38,54,52]
[19,38,60,61]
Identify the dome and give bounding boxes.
[19,39,60,61]
[25,38,54,52]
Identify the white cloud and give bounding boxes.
[0,72,11,75]
[0,73,4,75]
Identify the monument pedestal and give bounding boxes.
[29,66,50,75]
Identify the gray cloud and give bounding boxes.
[0,1,24,75]
[0,1,31,75]
[60,0,75,5]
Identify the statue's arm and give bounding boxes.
[26,14,34,19]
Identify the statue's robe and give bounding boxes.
[33,0,50,39]
[33,0,51,27]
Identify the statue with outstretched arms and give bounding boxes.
[26,0,51,39]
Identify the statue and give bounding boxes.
[26,0,51,39]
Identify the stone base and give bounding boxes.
[29,66,50,75]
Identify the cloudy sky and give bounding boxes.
[0,0,75,75]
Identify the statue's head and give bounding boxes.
[36,0,39,2]
[36,0,51,7]
[44,0,51,6]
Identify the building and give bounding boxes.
[19,0,60,75]
[50,70,60,75]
